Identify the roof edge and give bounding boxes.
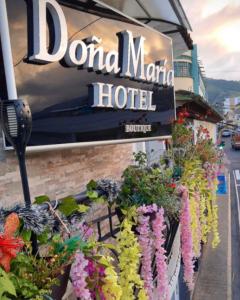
[169,0,192,31]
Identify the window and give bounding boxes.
[174,62,192,77]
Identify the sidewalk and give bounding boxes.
[192,172,231,300]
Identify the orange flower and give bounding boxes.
[0,213,24,272]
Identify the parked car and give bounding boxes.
[221,129,231,137]
[231,132,240,149]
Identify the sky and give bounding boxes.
[181,0,240,81]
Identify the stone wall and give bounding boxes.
[0,133,133,207]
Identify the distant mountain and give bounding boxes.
[206,78,240,104]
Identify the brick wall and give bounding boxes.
[0,133,133,207]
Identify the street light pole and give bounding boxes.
[0,1,38,253]
[17,149,31,208]
[0,100,38,254]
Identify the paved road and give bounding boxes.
[193,137,240,300]
[224,137,240,300]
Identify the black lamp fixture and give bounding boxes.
[1,99,32,207]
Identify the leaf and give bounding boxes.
[21,229,32,242]
[2,296,11,300]
[52,234,61,243]
[95,196,105,204]
[58,196,78,216]
[34,195,50,204]
[37,230,49,244]
[87,180,97,190]
[78,204,89,213]
[0,270,16,298]
[102,243,117,250]
[86,190,99,200]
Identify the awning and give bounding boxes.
[176,90,224,124]
[96,0,193,55]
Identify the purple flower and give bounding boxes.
[70,251,92,300]
[137,213,154,299]
[178,185,194,290]
[152,208,170,300]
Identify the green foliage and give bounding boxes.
[78,204,89,213]
[118,164,180,218]
[0,268,16,299]
[6,230,95,300]
[86,181,106,204]
[87,180,98,190]
[172,123,193,148]
[171,123,219,168]
[206,77,240,104]
[133,151,147,167]
[21,229,32,242]
[34,195,50,205]
[58,196,78,216]
[52,235,91,260]
[9,249,61,299]
[37,230,49,245]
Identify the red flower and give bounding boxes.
[178,112,184,118]
[0,213,24,272]
[177,118,184,124]
[167,183,176,189]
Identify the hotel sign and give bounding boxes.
[1,0,175,148]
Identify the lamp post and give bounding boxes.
[0,99,38,253]
[1,99,32,205]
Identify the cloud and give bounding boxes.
[181,0,240,80]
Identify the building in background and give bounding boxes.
[173,42,223,143]
[174,44,208,100]
[224,97,240,114]
[224,97,240,129]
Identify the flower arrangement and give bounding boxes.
[137,214,153,299]
[178,185,194,290]
[0,114,222,300]
[117,207,147,300]
[152,208,170,300]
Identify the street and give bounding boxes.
[224,137,240,300]
[193,136,240,300]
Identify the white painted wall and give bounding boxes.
[193,120,217,144]
[145,140,166,165]
[174,77,194,92]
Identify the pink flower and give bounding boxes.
[137,204,158,214]
[194,191,201,258]
[137,214,154,299]
[178,185,194,290]
[70,251,92,300]
[152,208,170,300]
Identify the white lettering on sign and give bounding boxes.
[91,82,155,111]
[28,0,174,88]
[125,124,152,133]
[29,0,68,62]
[119,30,146,80]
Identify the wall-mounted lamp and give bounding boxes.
[1,99,32,207]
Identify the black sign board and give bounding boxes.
[0,0,175,149]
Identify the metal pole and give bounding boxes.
[17,149,38,254]
[17,150,31,208]
[0,1,38,253]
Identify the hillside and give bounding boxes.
[206,78,240,104]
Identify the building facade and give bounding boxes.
[0,1,194,299]
[174,45,207,100]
